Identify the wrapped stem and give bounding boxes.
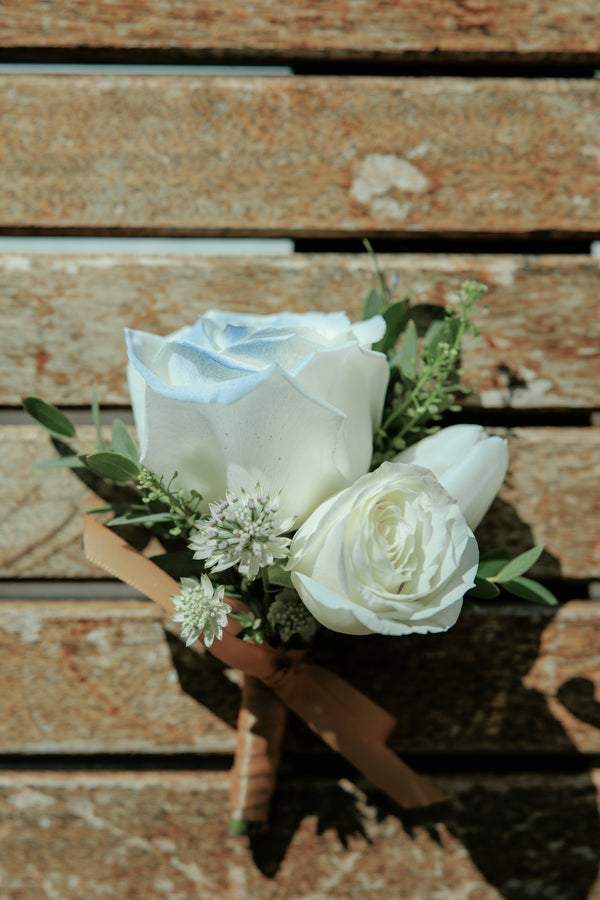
[229,673,288,834]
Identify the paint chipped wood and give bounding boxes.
[1,770,599,899]
[1,77,599,235]
[1,1,599,62]
[1,254,599,410]
[2,426,597,581]
[1,600,599,756]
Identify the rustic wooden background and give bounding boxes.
[1,3,600,898]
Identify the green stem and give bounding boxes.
[261,568,270,598]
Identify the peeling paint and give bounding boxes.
[7,788,56,810]
[1,255,31,271]
[350,153,428,217]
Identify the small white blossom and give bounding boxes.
[190,487,294,581]
[171,575,231,648]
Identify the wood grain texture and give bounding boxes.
[1,600,599,756]
[2,426,598,581]
[2,254,599,409]
[1,76,599,236]
[0,1,598,61]
[1,770,599,899]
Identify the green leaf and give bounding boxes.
[396,318,419,379]
[422,318,444,350]
[111,419,139,462]
[477,549,511,580]
[492,545,544,583]
[373,300,408,355]
[467,577,501,600]
[108,512,174,527]
[363,238,388,299]
[91,383,108,450]
[82,451,141,482]
[23,396,76,439]
[268,563,293,589]
[362,286,385,320]
[501,576,558,606]
[228,817,263,837]
[31,455,86,470]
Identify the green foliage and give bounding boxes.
[111,419,139,462]
[360,247,486,463]
[24,390,141,478]
[82,451,141,483]
[23,396,77,439]
[91,383,109,450]
[469,576,500,599]
[372,280,486,462]
[490,545,544,583]
[229,609,265,643]
[372,300,409,356]
[362,285,385,320]
[137,468,203,536]
[499,576,558,606]
[468,546,558,606]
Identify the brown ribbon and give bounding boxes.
[83,515,445,809]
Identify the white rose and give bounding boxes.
[289,462,479,636]
[126,310,389,524]
[394,424,509,529]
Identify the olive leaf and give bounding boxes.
[491,545,544,583]
[81,451,141,483]
[111,419,139,462]
[23,396,77,439]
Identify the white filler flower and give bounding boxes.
[171,575,231,648]
[190,488,293,581]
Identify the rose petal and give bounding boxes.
[395,425,509,529]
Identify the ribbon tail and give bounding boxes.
[83,517,444,808]
[275,664,445,808]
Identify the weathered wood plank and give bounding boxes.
[1,1,598,62]
[2,254,599,409]
[1,77,598,235]
[1,600,598,755]
[2,426,597,581]
[1,770,599,899]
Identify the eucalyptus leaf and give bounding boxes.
[373,300,408,355]
[82,451,141,482]
[477,549,511,580]
[108,512,174,527]
[422,318,444,350]
[362,286,385,320]
[23,396,77,439]
[492,545,544,583]
[501,576,558,606]
[467,577,501,600]
[229,610,256,628]
[396,318,419,379]
[362,238,387,299]
[91,383,108,450]
[111,419,139,462]
[268,563,294,589]
[31,455,86,470]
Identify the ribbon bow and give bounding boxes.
[83,516,445,816]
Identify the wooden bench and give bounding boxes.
[1,4,599,897]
